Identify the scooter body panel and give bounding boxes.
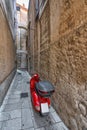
[30,74,54,115]
[31,91,50,113]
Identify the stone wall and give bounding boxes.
[34,21,38,73]
[0,5,16,105]
[28,0,87,129]
[20,28,27,69]
[49,23,87,130]
[28,0,35,74]
[34,1,50,80]
[49,1,87,130]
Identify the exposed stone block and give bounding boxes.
[79,103,86,116]
[70,117,78,130]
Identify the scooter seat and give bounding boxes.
[36,81,54,97]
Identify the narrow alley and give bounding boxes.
[0,70,69,130]
[0,0,87,130]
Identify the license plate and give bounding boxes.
[41,103,49,114]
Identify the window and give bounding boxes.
[16,6,20,11]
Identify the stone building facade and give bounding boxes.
[28,0,87,130]
[0,0,16,106]
[27,0,35,74]
[16,3,28,69]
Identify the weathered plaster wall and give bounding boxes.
[0,5,16,105]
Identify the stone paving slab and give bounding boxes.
[21,98,31,109]
[5,94,20,100]
[0,118,21,130]
[1,103,22,112]
[51,111,62,123]
[3,98,21,105]
[0,109,21,121]
[45,122,69,130]
[21,108,33,129]
[36,128,45,130]
[0,70,69,130]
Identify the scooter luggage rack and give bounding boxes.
[36,81,55,97]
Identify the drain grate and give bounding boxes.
[20,92,28,98]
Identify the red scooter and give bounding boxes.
[30,74,54,115]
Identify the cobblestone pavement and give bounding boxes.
[0,70,69,130]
